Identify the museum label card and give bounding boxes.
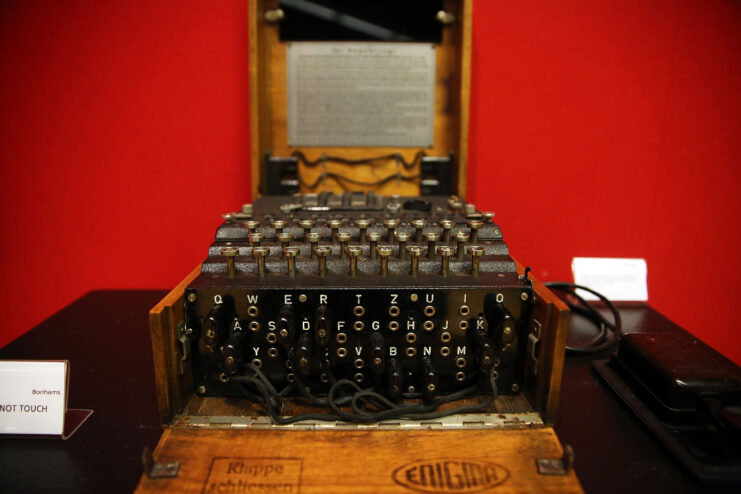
[572,257,648,301]
[0,360,69,436]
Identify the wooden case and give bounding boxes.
[138,2,579,491]
[139,263,576,493]
[250,0,472,198]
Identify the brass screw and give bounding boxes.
[383,218,400,241]
[220,247,239,278]
[503,326,513,341]
[412,219,427,243]
[337,232,352,260]
[306,232,320,259]
[425,232,440,259]
[252,246,269,278]
[407,245,423,276]
[298,219,315,237]
[377,245,393,276]
[368,232,381,260]
[448,199,463,211]
[467,245,485,276]
[354,218,371,243]
[454,231,470,260]
[437,245,454,276]
[482,212,495,223]
[467,219,484,242]
[248,232,264,247]
[327,219,343,241]
[440,219,455,243]
[278,232,293,249]
[243,220,260,235]
[346,245,362,276]
[270,219,286,235]
[395,232,410,260]
[315,245,331,277]
[283,246,299,278]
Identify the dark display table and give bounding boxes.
[0,290,737,493]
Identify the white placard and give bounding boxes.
[286,42,436,147]
[0,360,67,435]
[572,257,648,301]
[0,360,91,438]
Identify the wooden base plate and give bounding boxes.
[136,427,581,493]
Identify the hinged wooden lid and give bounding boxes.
[136,427,583,493]
[249,0,472,198]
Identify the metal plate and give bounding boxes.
[182,412,543,430]
[286,42,436,147]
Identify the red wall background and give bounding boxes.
[1,1,740,363]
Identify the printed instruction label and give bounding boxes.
[572,257,648,301]
[0,360,67,435]
[286,42,435,147]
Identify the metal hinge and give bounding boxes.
[142,446,180,479]
[528,319,542,375]
[183,413,543,430]
[537,445,575,476]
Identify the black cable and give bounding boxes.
[233,373,343,425]
[233,360,498,424]
[343,371,498,422]
[326,379,488,423]
[544,282,623,355]
[292,150,426,169]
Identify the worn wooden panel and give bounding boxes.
[249,0,472,198]
[136,427,581,493]
[150,265,202,426]
[515,261,570,425]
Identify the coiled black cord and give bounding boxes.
[233,363,497,425]
[544,282,622,355]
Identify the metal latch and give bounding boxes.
[142,446,180,479]
[528,319,542,375]
[537,445,574,476]
[177,322,192,376]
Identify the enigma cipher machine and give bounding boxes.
[138,3,580,492]
[181,192,537,423]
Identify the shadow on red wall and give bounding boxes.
[1,1,740,363]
